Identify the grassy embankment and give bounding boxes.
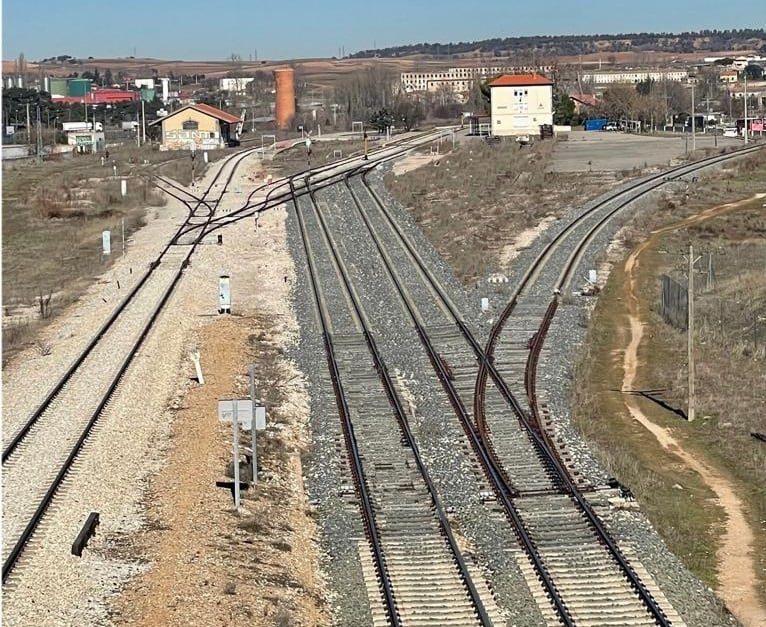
[572,149,766,598]
[3,146,166,362]
[385,137,619,284]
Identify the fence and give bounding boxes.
[660,274,688,331]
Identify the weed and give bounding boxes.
[35,340,52,356]
[272,606,295,627]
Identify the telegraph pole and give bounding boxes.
[687,244,700,422]
[141,99,146,145]
[35,105,43,161]
[25,102,31,148]
[249,363,257,484]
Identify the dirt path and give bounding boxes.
[620,194,766,627]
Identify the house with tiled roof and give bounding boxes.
[488,74,554,136]
[149,103,241,151]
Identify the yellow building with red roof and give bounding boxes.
[149,103,242,151]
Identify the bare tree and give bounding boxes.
[333,67,396,129]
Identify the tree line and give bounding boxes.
[350,29,766,59]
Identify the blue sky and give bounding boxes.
[2,0,764,61]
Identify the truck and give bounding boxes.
[62,121,103,132]
[121,121,139,131]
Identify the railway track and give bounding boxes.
[292,178,505,626]
[1,127,462,588]
[294,145,762,624]
[475,145,765,625]
[1,145,260,584]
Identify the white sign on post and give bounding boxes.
[218,400,253,430]
[218,400,266,431]
[102,230,111,255]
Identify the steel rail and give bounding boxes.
[197,128,458,237]
[2,145,259,582]
[307,178,495,625]
[474,144,764,625]
[289,178,401,626]
[344,174,573,626]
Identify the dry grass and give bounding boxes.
[270,139,366,179]
[384,137,615,284]
[216,314,328,625]
[571,151,766,601]
[2,140,244,360]
[2,154,168,363]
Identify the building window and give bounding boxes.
[182,119,199,130]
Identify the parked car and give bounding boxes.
[604,123,617,131]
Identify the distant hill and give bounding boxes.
[350,29,766,59]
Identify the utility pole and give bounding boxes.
[687,244,700,422]
[35,105,43,161]
[249,363,257,484]
[25,102,31,147]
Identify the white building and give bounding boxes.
[489,74,553,137]
[219,77,255,93]
[401,65,554,95]
[581,69,688,84]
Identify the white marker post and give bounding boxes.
[218,275,231,314]
[190,351,204,384]
[102,230,111,256]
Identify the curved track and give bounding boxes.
[305,144,764,624]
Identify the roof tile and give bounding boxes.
[489,74,554,87]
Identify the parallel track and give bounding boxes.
[321,145,762,623]
[291,176,502,625]
[2,146,259,583]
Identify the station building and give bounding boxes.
[149,103,241,151]
[489,74,554,137]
